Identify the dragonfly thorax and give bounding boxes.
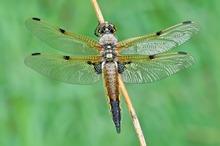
[99,34,118,46]
[99,33,118,62]
[101,45,117,62]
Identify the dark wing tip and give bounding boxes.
[32,17,41,21]
[31,52,41,56]
[182,21,192,24]
[178,52,187,55]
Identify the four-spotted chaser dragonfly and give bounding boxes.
[25,17,199,133]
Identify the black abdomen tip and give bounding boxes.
[116,124,121,134]
[110,100,121,134]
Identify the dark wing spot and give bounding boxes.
[59,28,65,34]
[87,61,102,74]
[149,55,155,59]
[87,61,92,65]
[156,30,162,36]
[93,62,102,74]
[182,21,192,24]
[117,62,125,74]
[127,60,132,64]
[32,18,41,21]
[31,52,41,56]
[63,56,70,60]
[117,61,132,74]
[178,52,187,55]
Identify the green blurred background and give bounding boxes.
[1,0,219,145]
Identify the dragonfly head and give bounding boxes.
[94,22,116,37]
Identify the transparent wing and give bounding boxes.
[118,52,194,83]
[117,21,199,55]
[25,18,101,55]
[24,53,102,84]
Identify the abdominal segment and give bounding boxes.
[103,61,121,133]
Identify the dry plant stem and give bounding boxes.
[90,0,147,146]
[118,75,147,146]
[91,0,105,23]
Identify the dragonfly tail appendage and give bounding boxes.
[109,97,121,133]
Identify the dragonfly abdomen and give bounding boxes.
[103,61,121,133]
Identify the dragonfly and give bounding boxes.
[25,17,199,133]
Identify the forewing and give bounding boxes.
[25,18,101,55]
[119,52,194,83]
[117,21,199,55]
[24,53,102,84]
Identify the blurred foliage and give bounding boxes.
[0,0,220,146]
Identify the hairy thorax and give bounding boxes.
[99,34,118,46]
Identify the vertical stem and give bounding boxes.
[91,0,105,23]
[90,0,147,145]
[118,75,147,146]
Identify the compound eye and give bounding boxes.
[109,25,116,34]
[98,27,104,34]
[97,26,102,34]
[108,24,115,34]
[113,26,116,33]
